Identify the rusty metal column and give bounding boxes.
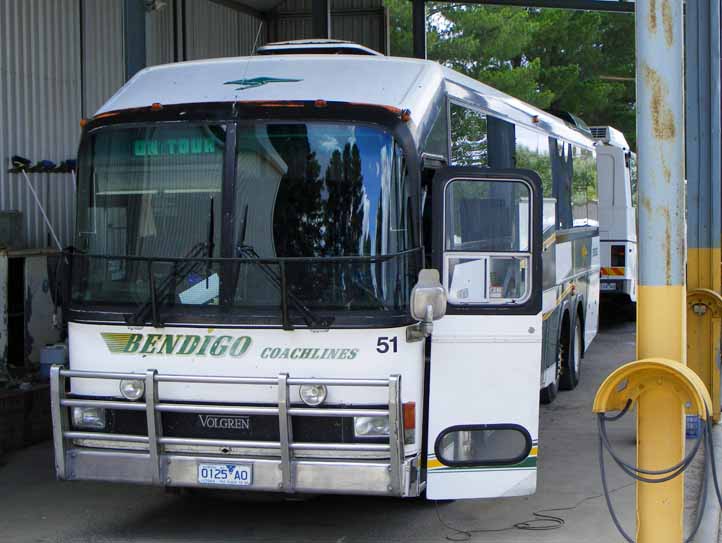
[635,0,687,540]
[685,0,722,422]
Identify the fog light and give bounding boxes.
[119,379,145,401]
[299,384,327,406]
[354,416,390,438]
[71,406,106,430]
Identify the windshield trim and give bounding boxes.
[73,114,422,328]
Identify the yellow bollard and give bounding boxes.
[635,286,687,541]
[593,356,713,542]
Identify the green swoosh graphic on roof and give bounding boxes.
[224,76,303,91]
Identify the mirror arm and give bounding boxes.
[422,304,434,335]
[406,304,435,342]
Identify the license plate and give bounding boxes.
[600,283,617,291]
[197,463,252,486]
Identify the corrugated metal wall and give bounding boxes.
[184,0,265,60]
[0,0,382,249]
[271,0,388,53]
[82,0,125,116]
[0,0,81,249]
[147,0,179,67]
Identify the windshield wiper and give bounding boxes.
[206,196,215,288]
[126,242,209,327]
[237,244,334,330]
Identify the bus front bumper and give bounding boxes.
[50,367,422,497]
[59,447,421,496]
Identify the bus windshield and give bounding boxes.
[73,121,419,327]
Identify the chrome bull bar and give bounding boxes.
[50,367,409,495]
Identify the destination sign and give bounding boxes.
[132,137,219,157]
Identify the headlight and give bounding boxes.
[354,416,389,438]
[299,384,327,407]
[71,406,106,429]
[119,379,145,401]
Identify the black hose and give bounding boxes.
[598,413,704,480]
[598,404,718,543]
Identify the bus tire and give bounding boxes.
[560,316,582,390]
[540,335,562,404]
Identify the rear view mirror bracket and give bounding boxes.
[407,269,447,342]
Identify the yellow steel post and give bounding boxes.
[632,0,686,540]
[685,0,722,422]
[635,288,686,542]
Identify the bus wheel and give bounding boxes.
[540,339,562,404]
[560,317,582,390]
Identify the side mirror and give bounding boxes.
[408,269,447,340]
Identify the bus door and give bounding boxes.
[426,168,543,500]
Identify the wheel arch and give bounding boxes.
[574,297,586,357]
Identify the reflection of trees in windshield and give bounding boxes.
[325,143,367,256]
[268,124,382,309]
[271,125,369,259]
[270,124,326,258]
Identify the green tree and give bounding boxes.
[385,1,636,148]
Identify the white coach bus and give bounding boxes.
[591,125,637,306]
[51,41,599,501]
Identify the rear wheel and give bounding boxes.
[560,317,582,390]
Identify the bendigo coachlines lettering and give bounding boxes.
[101,333,361,360]
[259,347,359,360]
[108,333,252,357]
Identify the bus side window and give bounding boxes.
[550,138,573,230]
[571,146,598,226]
[424,105,450,162]
[450,103,488,166]
[515,124,554,227]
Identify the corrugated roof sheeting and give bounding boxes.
[185,0,265,60]
[334,10,388,53]
[276,0,383,12]
[82,0,125,116]
[0,0,81,249]
[272,0,387,53]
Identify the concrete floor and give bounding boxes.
[0,319,641,543]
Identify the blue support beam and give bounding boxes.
[686,0,721,257]
[124,0,147,81]
[312,0,332,39]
